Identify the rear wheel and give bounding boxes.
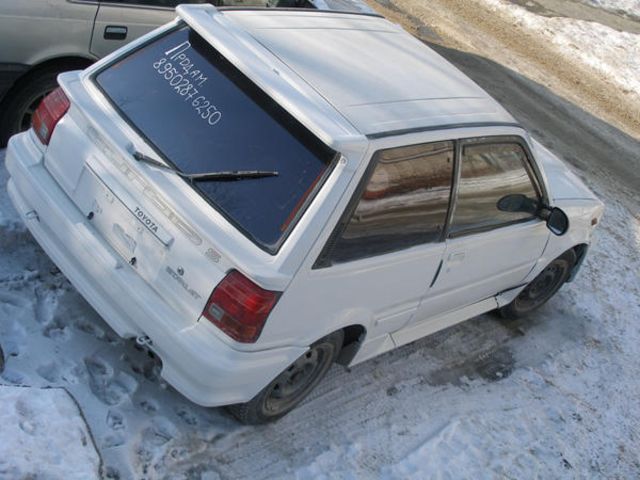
[499,249,577,319]
[227,330,344,424]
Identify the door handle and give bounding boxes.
[104,25,128,41]
[447,251,465,263]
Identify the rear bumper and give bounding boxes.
[5,131,305,407]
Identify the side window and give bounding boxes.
[449,142,540,236]
[321,141,454,265]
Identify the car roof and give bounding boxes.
[179,6,517,142]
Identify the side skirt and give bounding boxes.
[391,297,498,349]
[348,297,499,366]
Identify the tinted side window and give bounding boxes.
[450,142,540,236]
[324,141,454,265]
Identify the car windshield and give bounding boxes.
[94,26,336,253]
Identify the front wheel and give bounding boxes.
[499,249,576,319]
[227,330,344,424]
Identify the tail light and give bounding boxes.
[203,270,281,343]
[32,87,70,145]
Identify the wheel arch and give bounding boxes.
[335,324,367,366]
[567,243,589,283]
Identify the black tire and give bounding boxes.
[227,330,344,425]
[0,344,4,374]
[499,249,577,319]
[0,67,66,146]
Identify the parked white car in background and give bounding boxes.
[5,5,603,424]
[0,0,374,145]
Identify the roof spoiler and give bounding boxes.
[175,4,363,150]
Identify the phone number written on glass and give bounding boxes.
[152,41,222,126]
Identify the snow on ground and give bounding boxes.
[485,0,640,103]
[0,385,100,478]
[581,0,640,17]
[2,123,640,479]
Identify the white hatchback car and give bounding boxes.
[6,5,603,423]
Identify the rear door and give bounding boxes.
[45,23,339,322]
[90,0,203,59]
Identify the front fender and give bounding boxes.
[526,199,602,285]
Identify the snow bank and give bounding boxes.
[485,0,640,102]
[581,0,640,18]
[0,386,100,479]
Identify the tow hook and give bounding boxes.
[136,335,153,348]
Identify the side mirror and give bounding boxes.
[497,194,538,214]
[546,207,569,236]
[498,194,569,236]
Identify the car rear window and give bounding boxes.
[94,26,336,253]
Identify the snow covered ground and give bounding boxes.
[1,2,640,478]
[581,0,640,17]
[0,385,100,479]
[486,0,640,104]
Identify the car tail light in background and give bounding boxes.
[32,87,70,145]
[203,270,281,343]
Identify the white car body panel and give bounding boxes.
[5,6,604,406]
[425,219,549,317]
[532,139,599,201]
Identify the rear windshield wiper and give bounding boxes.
[132,151,278,181]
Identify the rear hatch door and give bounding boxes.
[42,22,336,325]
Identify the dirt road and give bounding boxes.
[370,0,640,142]
[370,0,639,204]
